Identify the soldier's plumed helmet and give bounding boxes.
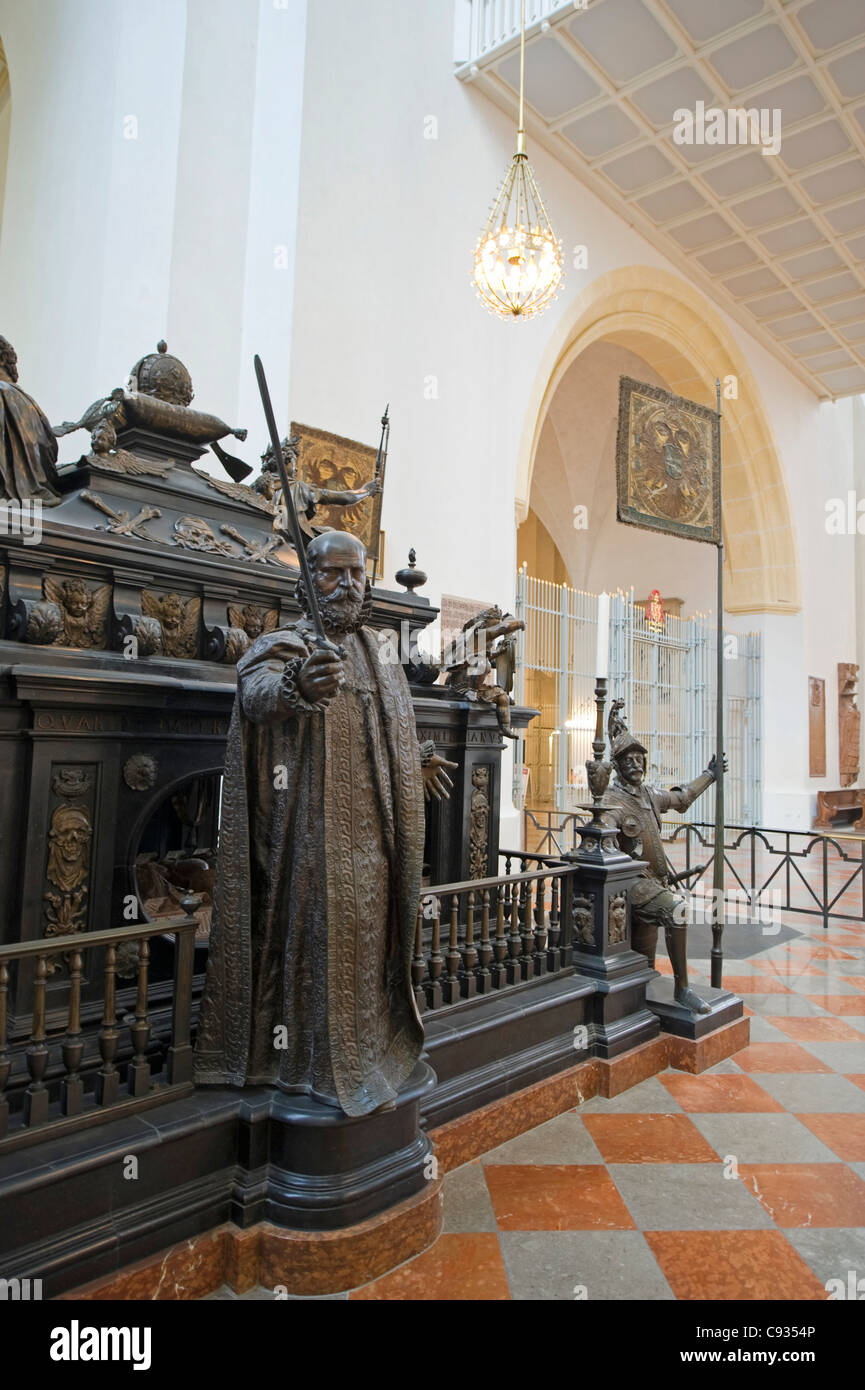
[607,700,648,763]
[611,730,649,763]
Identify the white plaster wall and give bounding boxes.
[0,0,188,443]
[0,83,10,243]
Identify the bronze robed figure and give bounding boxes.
[194,530,454,1115]
[0,335,63,505]
[599,701,723,1015]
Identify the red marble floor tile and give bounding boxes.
[484,1164,635,1231]
[349,1234,509,1300]
[644,1230,826,1301]
[788,946,856,961]
[840,977,865,993]
[766,1016,865,1041]
[722,975,792,995]
[581,1114,719,1164]
[733,1043,833,1074]
[738,1164,865,1227]
[806,995,865,1015]
[846,1075,865,1092]
[658,1073,785,1114]
[797,1114,865,1161]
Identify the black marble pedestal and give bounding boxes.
[242,1062,437,1231]
[646,977,744,1039]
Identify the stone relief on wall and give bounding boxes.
[468,765,490,879]
[839,663,861,788]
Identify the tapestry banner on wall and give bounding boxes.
[291,420,384,565]
[615,376,721,546]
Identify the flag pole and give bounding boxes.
[711,378,725,989]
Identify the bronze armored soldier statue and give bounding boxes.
[600,701,723,1015]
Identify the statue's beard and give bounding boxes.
[318,588,365,635]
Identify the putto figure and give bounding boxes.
[600,701,724,1015]
[0,335,63,505]
[194,530,455,1115]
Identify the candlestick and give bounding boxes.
[596,592,610,680]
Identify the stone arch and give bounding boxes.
[516,266,801,614]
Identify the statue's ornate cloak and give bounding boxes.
[194,622,425,1116]
[0,379,62,504]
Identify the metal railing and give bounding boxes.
[458,0,573,64]
[523,807,865,932]
[413,863,572,1012]
[0,916,197,1152]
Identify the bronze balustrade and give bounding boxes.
[413,863,572,1014]
[0,915,197,1152]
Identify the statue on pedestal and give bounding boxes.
[194,530,455,1115]
[0,335,63,505]
[600,702,723,1015]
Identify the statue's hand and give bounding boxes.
[296,647,344,704]
[422,754,458,802]
[708,753,728,780]
[363,478,382,498]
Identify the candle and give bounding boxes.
[596,592,610,679]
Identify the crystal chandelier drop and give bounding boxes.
[472,1,564,320]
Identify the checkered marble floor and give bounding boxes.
[210,916,865,1301]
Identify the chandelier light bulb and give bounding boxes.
[471,0,564,320]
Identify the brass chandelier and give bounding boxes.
[472,0,564,320]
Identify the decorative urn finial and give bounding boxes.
[395,549,427,593]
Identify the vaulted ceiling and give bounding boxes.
[458,0,865,399]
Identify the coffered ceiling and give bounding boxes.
[458,0,865,399]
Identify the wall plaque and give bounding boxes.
[809,676,826,778]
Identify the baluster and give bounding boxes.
[533,874,549,973]
[425,898,443,1009]
[23,954,50,1126]
[61,948,85,1115]
[546,875,562,971]
[461,890,477,998]
[0,961,10,1137]
[504,853,512,877]
[95,943,120,1106]
[506,879,523,985]
[475,889,493,994]
[128,938,153,1097]
[443,894,462,1004]
[411,905,427,1014]
[491,888,508,988]
[495,889,508,989]
[520,878,535,979]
